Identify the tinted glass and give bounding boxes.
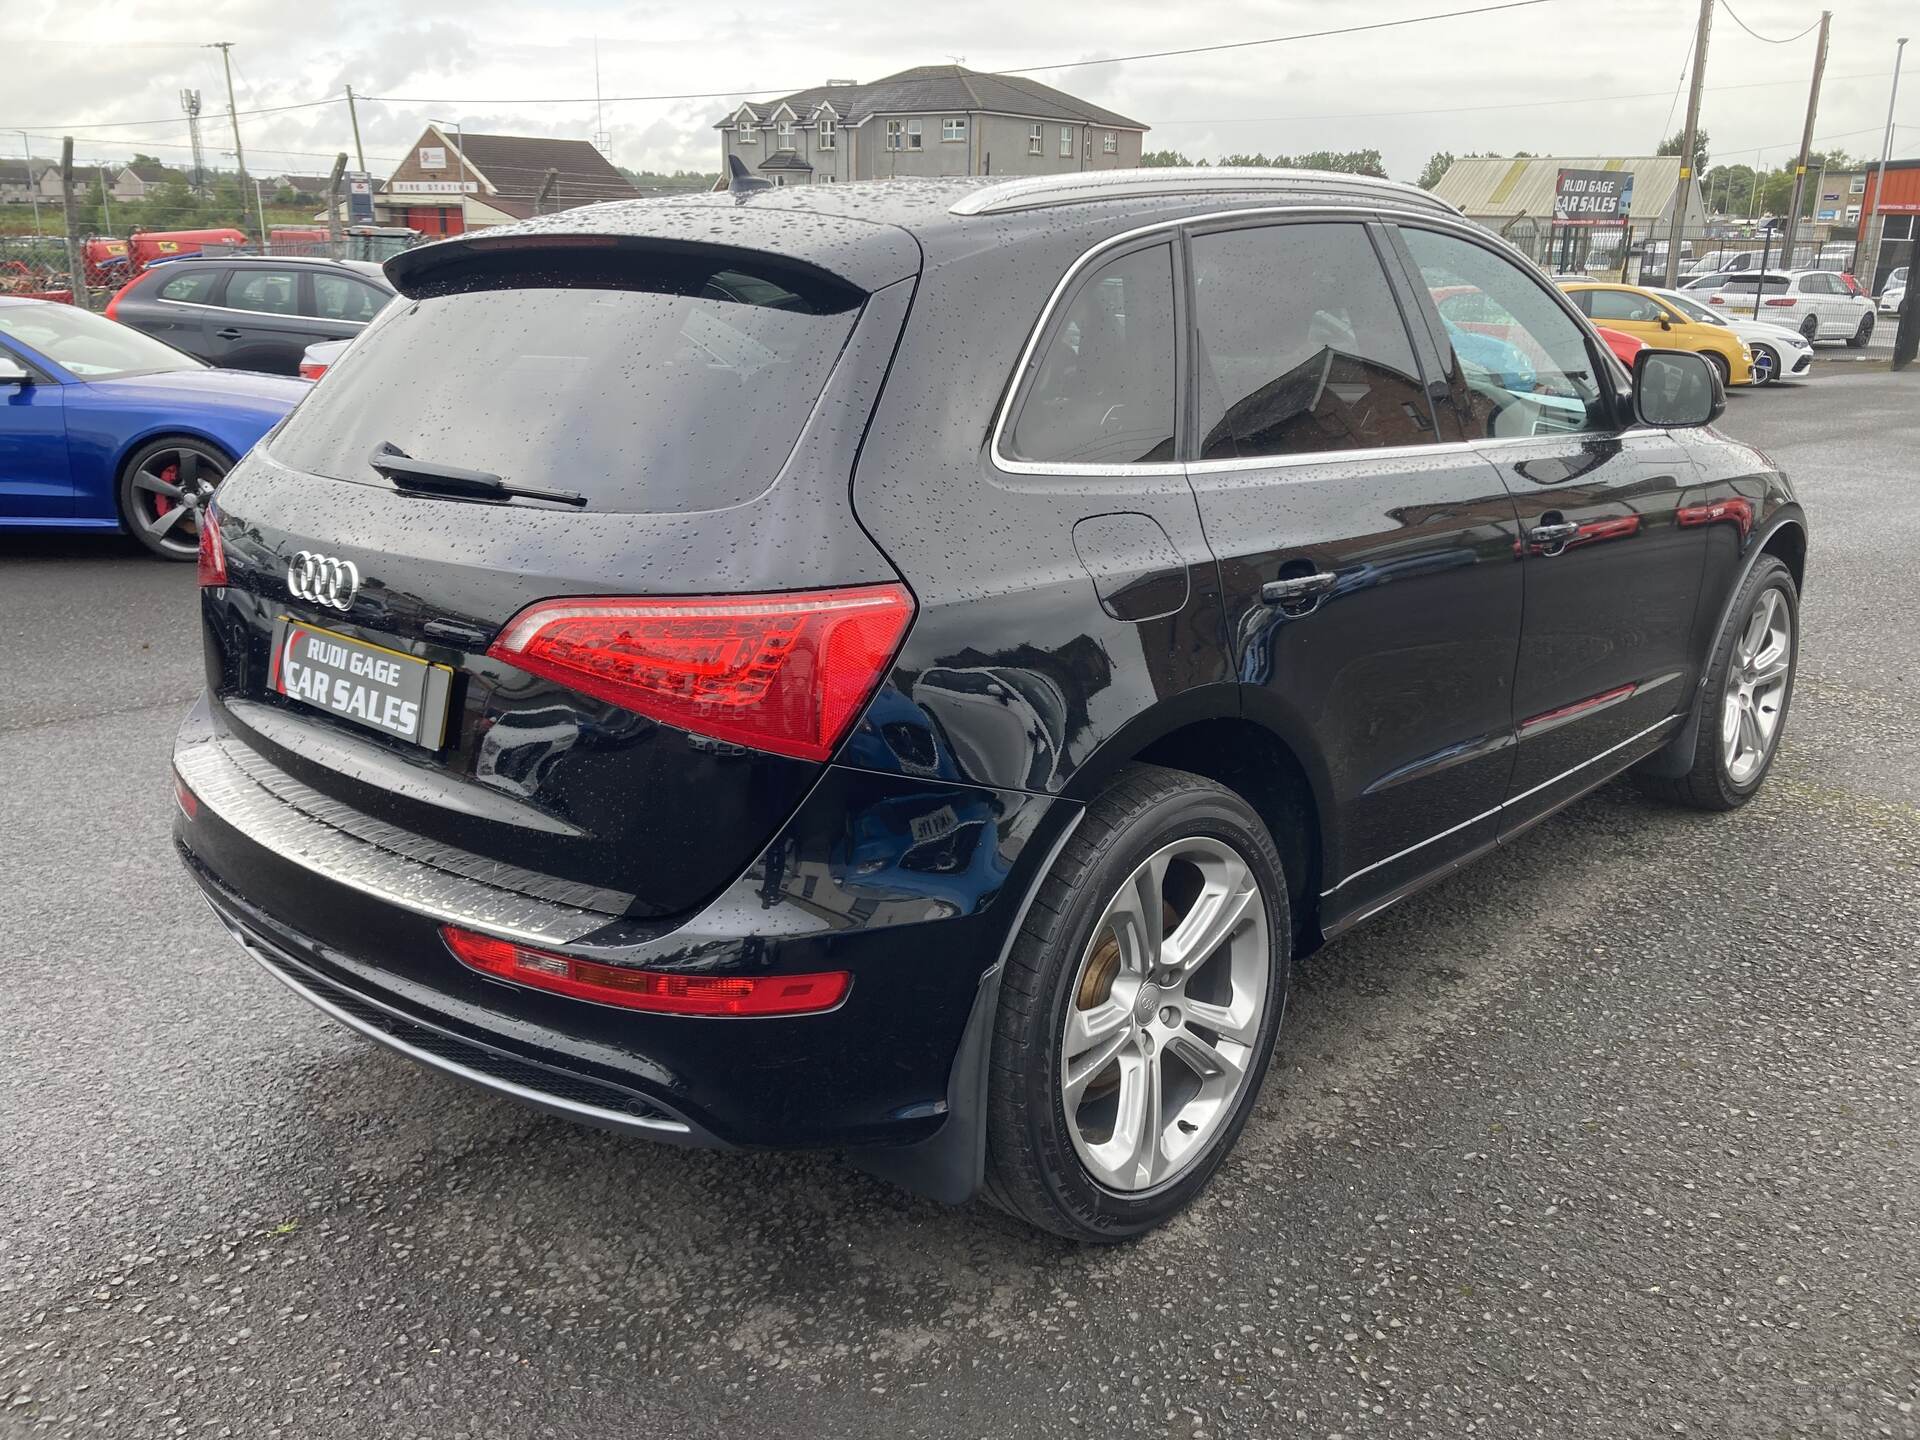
[310,273,388,323]
[1401,226,1605,438]
[1008,245,1176,466]
[1661,291,1729,326]
[227,269,299,315]
[270,261,860,514]
[1189,223,1433,460]
[0,301,200,378]
[1584,288,1669,323]
[156,269,220,304]
[1720,276,1790,295]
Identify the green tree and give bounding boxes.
[1417,151,1455,189]
[1658,128,1710,175]
[1139,149,1194,167]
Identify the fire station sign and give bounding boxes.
[1553,169,1633,225]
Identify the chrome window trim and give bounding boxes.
[992,200,1486,479]
[154,295,369,326]
[1320,712,1683,897]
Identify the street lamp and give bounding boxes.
[1863,37,1910,291]
[428,118,470,234]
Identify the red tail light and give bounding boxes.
[196,505,227,587]
[173,771,198,819]
[442,925,850,1016]
[1763,297,1797,307]
[298,361,327,380]
[487,584,915,762]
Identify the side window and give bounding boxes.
[156,268,221,304]
[309,273,387,323]
[1189,222,1435,461]
[1586,288,1667,323]
[225,269,300,315]
[1565,289,1596,317]
[1399,226,1605,439]
[1006,244,1176,467]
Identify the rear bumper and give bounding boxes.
[173,694,1078,1156]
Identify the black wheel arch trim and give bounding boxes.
[1640,504,1806,781]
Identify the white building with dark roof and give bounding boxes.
[716,65,1148,185]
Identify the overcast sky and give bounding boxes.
[6,0,1915,183]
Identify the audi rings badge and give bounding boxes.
[287,551,360,612]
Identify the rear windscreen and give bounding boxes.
[269,257,861,513]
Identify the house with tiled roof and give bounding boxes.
[376,126,642,234]
[715,65,1148,185]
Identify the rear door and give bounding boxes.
[1391,223,1709,837]
[304,269,390,342]
[1179,217,1524,929]
[204,267,317,374]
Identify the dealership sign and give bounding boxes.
[1553,169,1634,225]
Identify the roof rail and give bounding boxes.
[949,166,1458,218]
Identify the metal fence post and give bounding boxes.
[326,153,346,260]
[1895,284,1919,370]
[59,137,90,310]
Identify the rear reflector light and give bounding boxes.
[197,505,227,587]
[441,925,850,1016]
[1764,298,1797,307]
[173,771,198,819]
[487,584,915,762]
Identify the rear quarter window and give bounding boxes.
[268,255,862,514]
[155,269,221,304]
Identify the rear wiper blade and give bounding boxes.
[367,442,586,508]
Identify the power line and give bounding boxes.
[364,0,1561,105]
[2,97,342,132]
[1660,24,1697,144]
[1718,0,1823,45]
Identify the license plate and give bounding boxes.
[270,617,452,749]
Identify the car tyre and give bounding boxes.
[1703,351,1731,388]
[983,763,1290,1242]
[1749,344,1779,384]
[1635,555,1797,811]
[1846,314,1873,349]
[118,436,231,561]
[1799,314,1820,343]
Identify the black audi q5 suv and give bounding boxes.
[173,168,1805,1240]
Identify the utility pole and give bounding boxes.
[1777,11,1831,270]
[1862,36,1909,291]
[97,167,113,234]
[18,131,44,236]
[1665,0,1713,286]
[325,152,346,258]
[59,138,89,310]
[208,42,255,243]
[345,85,366,173]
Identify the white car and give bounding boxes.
[1704,269,1877,347]
[298,338,350,380]
[1648,287,1814,383]
[1880,266,1908,317]
[1687,247,1762,276]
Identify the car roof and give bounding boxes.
[388,168,1466,295]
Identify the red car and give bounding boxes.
[1596,326,1645,368]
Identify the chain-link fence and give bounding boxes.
[1495,216,1911,296]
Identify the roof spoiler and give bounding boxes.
[727,155,772,196]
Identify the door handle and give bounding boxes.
[1260,571,1337,611]
[213,328,244,340]
[1528,521,1581,552]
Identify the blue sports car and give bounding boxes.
[0,298,307,560]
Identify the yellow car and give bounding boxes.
[1559,282,1754,386]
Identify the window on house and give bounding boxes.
[908,120,923,151]
[887,120,904,152]
[1103,132,1117,155]
[1029,124,1043,156]
[943,118,966,143]
[1060,127,1074,158]
[776,120,794,150]
[737,113,757,145]
[1849,174,1866,194]
[818,116,836,150]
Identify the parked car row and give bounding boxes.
[1556,279,1819,385]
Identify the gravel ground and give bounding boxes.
[2,369,1917,1439]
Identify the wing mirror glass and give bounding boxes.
[1634,349,1722,428]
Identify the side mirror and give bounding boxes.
[0,356,33,387]
[1634,349,1722,429]
[1658,315,1672,330]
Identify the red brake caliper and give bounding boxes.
[153,461,179,518]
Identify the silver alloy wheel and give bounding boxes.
[1750,345,1777,384]
[1721,587,1792,786]
[1059,836,1270,1194]
[129,443,225,558]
